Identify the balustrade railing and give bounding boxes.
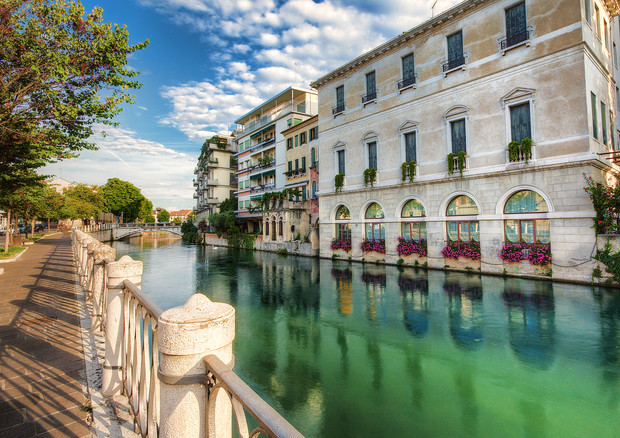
[71,229,302,438]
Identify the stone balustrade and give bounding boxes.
[71,229,303,437]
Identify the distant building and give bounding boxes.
[48,177,76,193]
[311,0,620,282]
[233,86,318,233]
[169,209,193,223]
[193,135,238,223]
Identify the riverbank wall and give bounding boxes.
[202,233,318,257]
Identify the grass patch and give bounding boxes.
[0,246,27,260]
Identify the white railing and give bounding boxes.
[71,229,303,438]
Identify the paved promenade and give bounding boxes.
[0,233,92,437]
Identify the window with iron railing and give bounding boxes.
[362,71,376,103]
[443,31,464,73]
[333,85,345,115]
[398,53,416,90]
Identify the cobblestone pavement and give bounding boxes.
[0,233,93,437]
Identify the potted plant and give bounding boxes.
[335,173,345,193]
[363,167,377,187]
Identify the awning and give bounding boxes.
[262,169,275,177]
[250,195,263,201]
[284,181,309,189]
[250,173,262,180]
[250,124,275,139]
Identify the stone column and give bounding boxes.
[158,294,236,438]
[80,235,94,288]
[480,218,504,274]
[426,220,445,269]
[102,255,143,396]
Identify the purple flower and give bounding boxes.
[441,241,481,261]
[360,238,386,254]
[396,237,427,257]
[331,238,351,252]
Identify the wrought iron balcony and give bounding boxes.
[397,75,416,90]
[332,103,345,115]
[441,56,465,73]
[499,28,532,52]
[361,91,377,104]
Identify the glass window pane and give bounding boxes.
[366,71,376,94]
[447,31,463,61]
[336,206,350,220]
[504,190,548,213]
[447,221,458,241]
[402,199,425,217]
[368,141,377,169]
[521,220,534,244]
[366,203,384,219]
[405,132,416,162]
[471,221,480,242]
[451,119,466,154]
[510,102,531,142]
[458,222,470,242]
[338,150,345,174]
[506,2,526,39]
[401,222,411,240]
[379,224,385,240]
[366,223,372,240]
[447,195,479,216]
[402,54,415,79]
[505,220,519,243]
[411,224,420,241]
[536,219,550,244]
[420,222,427,240]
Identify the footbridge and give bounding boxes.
[81,223,183,241]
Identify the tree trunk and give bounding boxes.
[30,217,36,237]
[3,209,11,253]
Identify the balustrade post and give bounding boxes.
[158,294,235,438]
[91,244,116,330]
[103,255,143,396]
[80,235,94,287]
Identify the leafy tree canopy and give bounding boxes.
[0,0,148,180]
[157,209,169,223]
[220,196,236,213]
[61,183,104,220]
[137,196,153,223]
[101,178,145,222]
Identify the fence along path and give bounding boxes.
[72,229,304,437]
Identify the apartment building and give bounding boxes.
[311,0,620,282]
[193,135,238,223]
[234,87,318,233]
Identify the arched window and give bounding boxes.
[504,190,549,244]
[401,199,426,241]
[278,218,283,237]
[335,205,351,240]
[365,203,385,241]
[446,195,479,242]
[265,219,270,236]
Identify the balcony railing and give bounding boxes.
[249,137,276,155]
[499,28,532,52]
[332,103,345,115]
[397,75,416,90]
[361,91,377,104]
[441,56,465,74]
[206,178,218,186]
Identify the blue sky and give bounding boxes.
[43,0,461,210]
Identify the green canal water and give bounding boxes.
[113,236,620,438]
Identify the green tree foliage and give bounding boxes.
[219,196,236,213]
[61,184,104,220]
[137,195,153,223]
[208,211,237,235]
[157,209,170,223]
[0,0,148,181]
[101,178,149,223]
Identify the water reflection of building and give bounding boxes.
[399,271,430,338]
[502,278,556,369]
[444,274,484,350]
[592,287,620,368]
[361,266,386,324]
[331,266,353,315]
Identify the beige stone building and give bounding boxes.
[311,0,620,282]
[194,135,238,223]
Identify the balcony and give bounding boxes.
[206,179,219,186]
[249,138,276,155]
[441,56,465,75]
[361,91,376,104]
[332,103,345,116]
[499,28,532,54]
[397,75,416,91]
[205,197,220,205]
[192,179,198,187]
[285,168,307,179]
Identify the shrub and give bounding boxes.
[360,238,386,254]
[396,237,427,257]
[441,241,480,261]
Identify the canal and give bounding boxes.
[113,235,620,438]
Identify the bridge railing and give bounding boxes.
[72,229,303,437]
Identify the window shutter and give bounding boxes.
[506,2,526,39]
[451,119,466,154]
[366,71,376,95]
[405,132,416,162]
[510,103,531,142]
[368,142,377,169]
[402,54,414,80]
[448,31,463,62]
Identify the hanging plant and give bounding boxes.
[447,153,456,175]
[363,168,377,187]
[457,151,466,176]
[335,173,345,193]
[520,137,532,163]
[508,140,520,162]
[401,162,408,182]
[408,160,416,182]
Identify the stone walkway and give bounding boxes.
[0,233,92,437]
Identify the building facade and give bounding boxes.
[233,87,318,233]
[194,135,238,223]
[311,0,620,282]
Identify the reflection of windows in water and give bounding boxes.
[443,281,482,299]
[361,273,387,287]
[330,268,352,280]
[398,275,429,292]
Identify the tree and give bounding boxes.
[36,186,64,232]
[0,0,148,181]
[220,196,237,213]
[137,197,153,223]
[157,209,170,223]
[61,184,104,222]
[101,178,145,222]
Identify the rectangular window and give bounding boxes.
[592,92,598,139]
[301,156,306,171]
[365,71,376,101]
[334,85,345,114]
[337,150,345,175]
[595,5,601,37]
[295,135,299,147]
[585,0,591,24]
[602,101,608,145]
[614,43,617,67]
[510,102,531,142]
[610,111,615,150]
[288,161,292,173]
[295,159,299,171]
[286,138,292,150]
[302,187,306,200]
[405,132,416,162]
[402,53,415,80]
[300,132,306,144]
[367,141,377,169]
[604,20,609,50]
[447,31,464,69]
[450,119,467,154]
[309,127,317,141]
[505,2,527,47]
